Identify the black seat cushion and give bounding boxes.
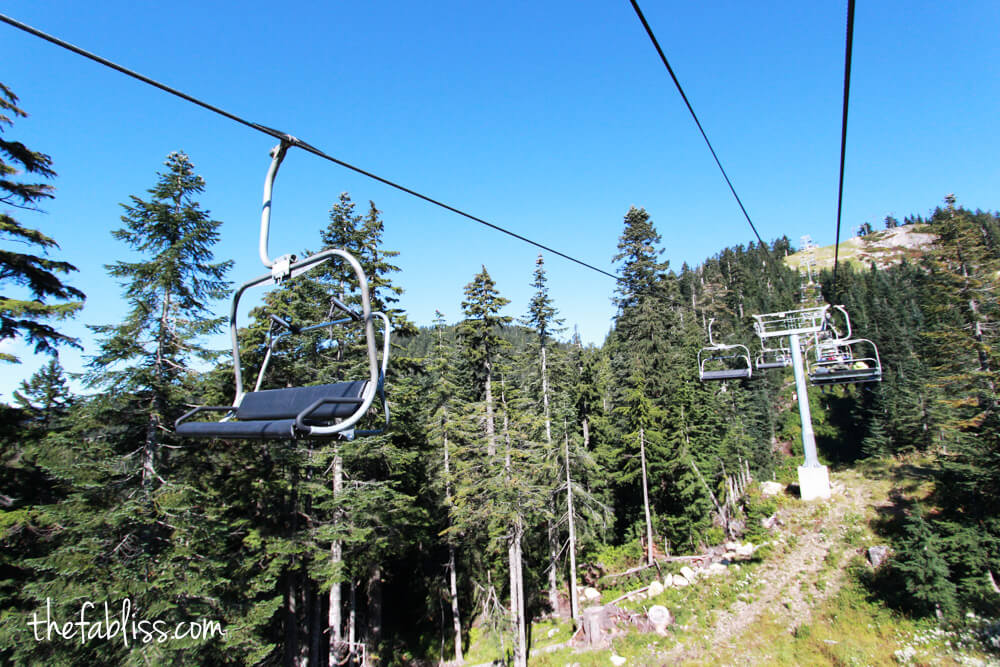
[176,419,299,439]
[176,381,368,440]
[236,381,367,421]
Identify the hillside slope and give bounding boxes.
[784,224,936,273]
[496,463,1000,667]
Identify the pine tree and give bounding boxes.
[458,266,511,457]
[892,510,958,618]
[87,151,231,486]
[520,254,567,614]
[5,152,233,665]
[0,83,84,363]
[12,357,73,428]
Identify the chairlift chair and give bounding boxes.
[175,140,391,440]
[755,343,792,371]
[807,339,881,386]
[698,318,752,381]
[807,306,881,385]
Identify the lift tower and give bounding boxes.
[752,306,832,500]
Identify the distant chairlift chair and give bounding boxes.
[175,139,391,440]
[698,318,753,381]
[807,306,881,386]
[755,342,792,371]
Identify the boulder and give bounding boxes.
[673,575,689,588]
[736,542,755,557]
[647,605,673,634]
[867,545,891,569]
[761,481,784,497]
[610,655,627,667]
[706,562,728,577]
[679,566,697,584]
[582,586,601,602]
[662,573,673,587]
[647,580,665,597]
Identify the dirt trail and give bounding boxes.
[665,472,877,664]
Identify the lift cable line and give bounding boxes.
[831,0,856,298]
[0,12,620,282]
[628,0,766,248]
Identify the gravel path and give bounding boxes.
[664,473,875,664]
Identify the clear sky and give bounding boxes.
[2,1,998,401]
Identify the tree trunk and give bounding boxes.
[329,448,344,657]
[565,427,580,624]
[448,545,463,663]
[443,429,464,663]
[541,345,559,614]
[485,360,496,457]
[509,517,527,667]
[367,565,383,655]
[640,427,654,567]
[349,580,357,662]
[284,573,299,667]
[501,381,527,667]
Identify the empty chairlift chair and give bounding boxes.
[755,342,792,371]
[175,140,391,440]
[698,318,753,381]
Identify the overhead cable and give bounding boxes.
[831,0,856,297]
[0,13,620,282]
[628,0,766,248]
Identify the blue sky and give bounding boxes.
[2,1,998,401]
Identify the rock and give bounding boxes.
[736,542,755,557]
[706,562,728,577]
[724,551,738,560]
[679,566,697,584]
[547,627,558,638]
[632,592,647,601]
[673,575,689,587]
[761,481,784,497]
[761,513,780,529]
[662,574,673,587]
[583,586,601,602]
[867,545,890,568]
[647,580,665,597]
[725,541,740,552]
[610,655,627,667]
[647,605,673,634]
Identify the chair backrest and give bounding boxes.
[236,381,367,422]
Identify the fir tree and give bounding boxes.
[892,510,958,618]
[458,266,511,457]
[87,151,231,486]
[0,83,84,363]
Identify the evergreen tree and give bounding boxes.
[7,152,234,664]
[0,83,84,363]
[12,357,73,428]
[892,510,958,618]
[458,266,511,457]
[87,151,231,485]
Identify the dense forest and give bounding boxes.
[2,81,998,665]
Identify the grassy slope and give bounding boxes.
[783,224,936,274]
[462,459,999,666]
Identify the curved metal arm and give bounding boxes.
[831,305,853,340]
[175,405,237,429]
[259,141,291,269]
[707,317,720,347]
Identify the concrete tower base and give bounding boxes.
[798,465,831,501]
